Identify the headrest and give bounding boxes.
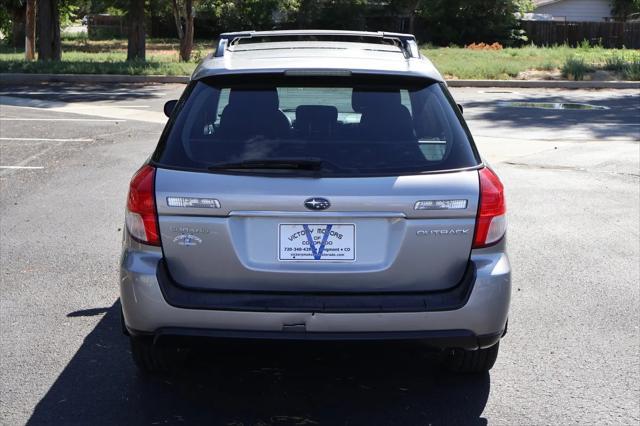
[228,88,279,110]
[352,89,402,112]
[295,105,338,126]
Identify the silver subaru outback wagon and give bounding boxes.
[120,30,510,374]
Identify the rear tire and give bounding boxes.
[444,341,500,373]
[129,336,185,374]
[120,308,130,336]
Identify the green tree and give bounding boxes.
[307,0,368,30]
[0,0,25,48]
[202,0,299,30]
[77,0,128,15]
[513,0,534,13]
[200,0,367,32]
[419,0,521,46]
[386,0,421,33]
[611,0,640,20]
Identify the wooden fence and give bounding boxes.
[521,21,640,49]
[87,15,223,39]
[84,14,640,48]
[87,15,127,39]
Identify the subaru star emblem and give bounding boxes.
[304,197,330,210]
[173,234,203,247]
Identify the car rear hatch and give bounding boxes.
[156,169,478,292]
[152,74,482,293]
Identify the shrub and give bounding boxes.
[419,0,521,46]
[466,42,504,50]
[561,57,592,80]
[622,60,640,80]
[578,39,592,49]
[540,61,556,71]
[604,55,628,71]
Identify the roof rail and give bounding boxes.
[214,30,420,59]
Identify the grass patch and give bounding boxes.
[560,49,640,80]
[1,39,638,80]
[421,45,574,79]
[603,52,640,80]
[421,44,640,80]
[0,38,207,76]
[60,32,91,42]
[0,58,195,76]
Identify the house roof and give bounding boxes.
[533,0,564,6]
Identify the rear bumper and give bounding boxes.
[155,259,477,313]
[130,327,503,350]
[120,240,511,349]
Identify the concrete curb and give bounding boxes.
[0,73,190,84]
[447,79,640,89]
[1,73,639,89]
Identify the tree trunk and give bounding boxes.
[296,0,319,29]
[179,0,194,62]
[404,0,420,34]
[10,6,26,49]
[25,0,36,61]
[171,0,184,41]
[37,0,61,61]
[127,0,146,61]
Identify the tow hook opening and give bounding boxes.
[282,323,307,332]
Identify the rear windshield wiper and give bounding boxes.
[208,159,325,171]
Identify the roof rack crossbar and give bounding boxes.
[213,30,419,59]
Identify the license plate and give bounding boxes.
[279,224,355,261]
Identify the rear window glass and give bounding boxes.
[154,76,479,177]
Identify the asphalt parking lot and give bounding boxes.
[0,83,638,425]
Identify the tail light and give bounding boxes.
[125,165,160,246]
[473,167,506,248]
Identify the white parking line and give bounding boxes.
[0,96,166,123]
[0,91,166,96]
[0,137,93,142]
[0,118,124,122]
[479,90,521,95]
[0,143,58,177]
[588,123,640,126]
[0,166,44,169]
